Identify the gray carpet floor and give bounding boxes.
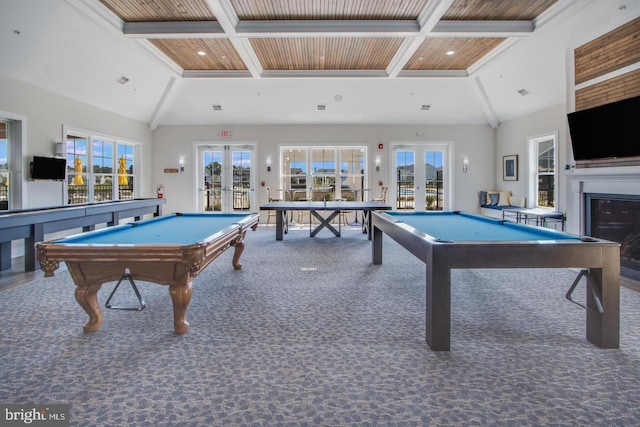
[1,225,639,426]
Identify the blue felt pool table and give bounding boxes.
[371,211,620,351]
[37,212,259,335]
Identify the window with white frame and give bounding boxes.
[66,131,139,204]
[0,121,8,210]
[534,135,556,208]
[280,146,367,201]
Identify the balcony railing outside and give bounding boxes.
[202,187,251,211]
[0,185,7,210]
[397,178,444,210]
[68,184,134,205]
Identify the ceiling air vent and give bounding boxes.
[116,76,130,85]
[518,89,530,96]
[212,105,222,111]
[421,104,431,111]
[317,104,326,111]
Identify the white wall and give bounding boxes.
[152,124,496,218]
[495,103,568,210]
[0,74,153,209]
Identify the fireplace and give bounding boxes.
[585,193,640,280]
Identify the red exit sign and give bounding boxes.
[220,130,231,138]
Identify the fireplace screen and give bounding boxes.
[587,195,640,275]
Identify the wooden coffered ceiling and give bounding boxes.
[98,0,558,78]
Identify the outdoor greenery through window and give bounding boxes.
[536,136,555,208]
[0,121,8,210]
[67,133,137,205]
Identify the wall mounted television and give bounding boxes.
[31,156,67,181]
[567,95,640,162]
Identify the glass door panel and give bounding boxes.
[202,150,222,211]
[396,150,415,210]
[394,144,449,211]
[199,144,255,212]
[425,151,444,210]
[231,150,252,211]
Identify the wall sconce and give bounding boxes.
[266,157,272,172]
[375,157,381,172]
[179,157,185,173]
[462,158,469,173]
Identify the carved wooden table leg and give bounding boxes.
[169,282,193,334]
[74,284,104,333]
[231,240,245,270]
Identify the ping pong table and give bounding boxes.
[260,201,391,240]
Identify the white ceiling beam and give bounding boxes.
[123,21,224,38]
[148,76,179,130]
[122,19,420,39]
[182,70,252,78]
[397,70,468,78]
[386,0,455,78]
[469,76,500,129]
[431,20,533,36]
[261,70,389,78]
[237,20,419,36]
[205,0,262,78]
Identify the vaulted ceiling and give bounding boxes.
[1,0,638,129]
[99,0,556,78]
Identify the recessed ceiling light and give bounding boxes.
[421,105,431,111]
[317,105,326,111]
[197,51,207,56]
[446,50,455,56]
[518,89,530,96]
[116,76,130,85]
[212,105,222,111]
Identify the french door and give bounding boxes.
[392,143,450,211]
[197,144,255,212]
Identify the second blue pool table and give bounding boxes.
[372,211,620,351]
[37,212,259,335]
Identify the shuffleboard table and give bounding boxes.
[36,212,259,335]
[371,211,620,351]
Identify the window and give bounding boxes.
[339,148,365,201]
[311,148,336,191]
[280,146,368,201]
[66,131,139,204]
[534,135,556,208]
[67,136,88,204]
[117,144,135,200]
[0,121,8,210]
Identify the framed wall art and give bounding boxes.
[503,155,518,181]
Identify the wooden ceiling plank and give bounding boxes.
[97,0,563,78]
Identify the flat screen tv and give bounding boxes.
[31,156,67,181]
[567,95,640,161]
